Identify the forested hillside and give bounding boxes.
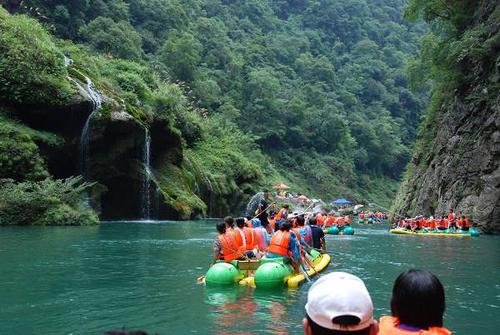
[0,0,428,221]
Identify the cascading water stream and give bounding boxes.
[141,129,153,220]
[78,77,102,179]
[204,175,214,218]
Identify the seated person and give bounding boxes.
[379,269,451,335]
[459,215,470,231]
[267,221,300,273]
[213,222,242,263]
[302,272,378,335]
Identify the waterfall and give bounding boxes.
[204,175,214,218]
[63,55,73,67]
[76,77,102,179]
[245,192,264,217]
[141,129,153,220]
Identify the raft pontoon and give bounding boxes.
[204,249,331,288]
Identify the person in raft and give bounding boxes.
[378,269,451,335]
[256,190,274,226]
[308,218,326,251]
[302,272,379,335]
[235,217,257,258]
[275,204,290,228]
[447,209,457,230]
[266,220,300,273]
[213,222,242,263]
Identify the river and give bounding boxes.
[0,221,499,334]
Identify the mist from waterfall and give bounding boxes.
[245,192,264,217]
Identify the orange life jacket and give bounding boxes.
[228,228,244,249]
[275,208,288,221]
[217,233,240,262]
[359,213,365,219]
[316,215,325,225]
[430,219,437,229]
[463,218,470,228]
[243,227,257,250]
[438,219,447,229]
[268,230,291,256]
[378,316,451,335]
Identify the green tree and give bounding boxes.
[80,17,143,60]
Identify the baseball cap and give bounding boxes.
[305,272,373,331]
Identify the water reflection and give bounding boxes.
[206,286,298,335]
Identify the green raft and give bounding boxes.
[204,249,331,289]
[323,226,355,235]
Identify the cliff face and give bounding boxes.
[394,1,500,233]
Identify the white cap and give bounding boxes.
[305,272,374,331]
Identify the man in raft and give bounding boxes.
[302,272,378,335]
[256,190,274,226]
[213,222,243,263]
[308,218,326,251]
[447,209,457,231]
[266,221,300,273]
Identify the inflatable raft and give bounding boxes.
[390,228,480,237]
[204,249,331,289]
[323,226,355,235]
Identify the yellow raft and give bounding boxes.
[390,228,480,237]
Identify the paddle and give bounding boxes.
[301,250,320,277]
[252,202,275,220]
[299,257,311,282]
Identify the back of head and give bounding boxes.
[391,269,445,329]
[309,218,317,226]
[297,216,305,226]
[236,217,245,228]
[281,221,291,231]
[216,222,226,234]
[304,272,374,335]
[224,216,234,228]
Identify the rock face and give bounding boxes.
[393,1,500,233]
[394,96,500,233]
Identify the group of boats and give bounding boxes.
[199,208,481,290]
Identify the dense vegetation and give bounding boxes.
[0,0,430,222]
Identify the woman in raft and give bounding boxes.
[379,269,451,335]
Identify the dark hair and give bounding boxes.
[224,216,234,228]
[391,269,445,329]
[263,189,269,193]
[283,204,289,209]
[216,222,226,234]
[297,216,305,226]
[306,315,370,335]
[308,218,317,225]
[236,217,245,228]
[280,221,291,231]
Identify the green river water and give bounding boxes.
[1,221,499,335]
